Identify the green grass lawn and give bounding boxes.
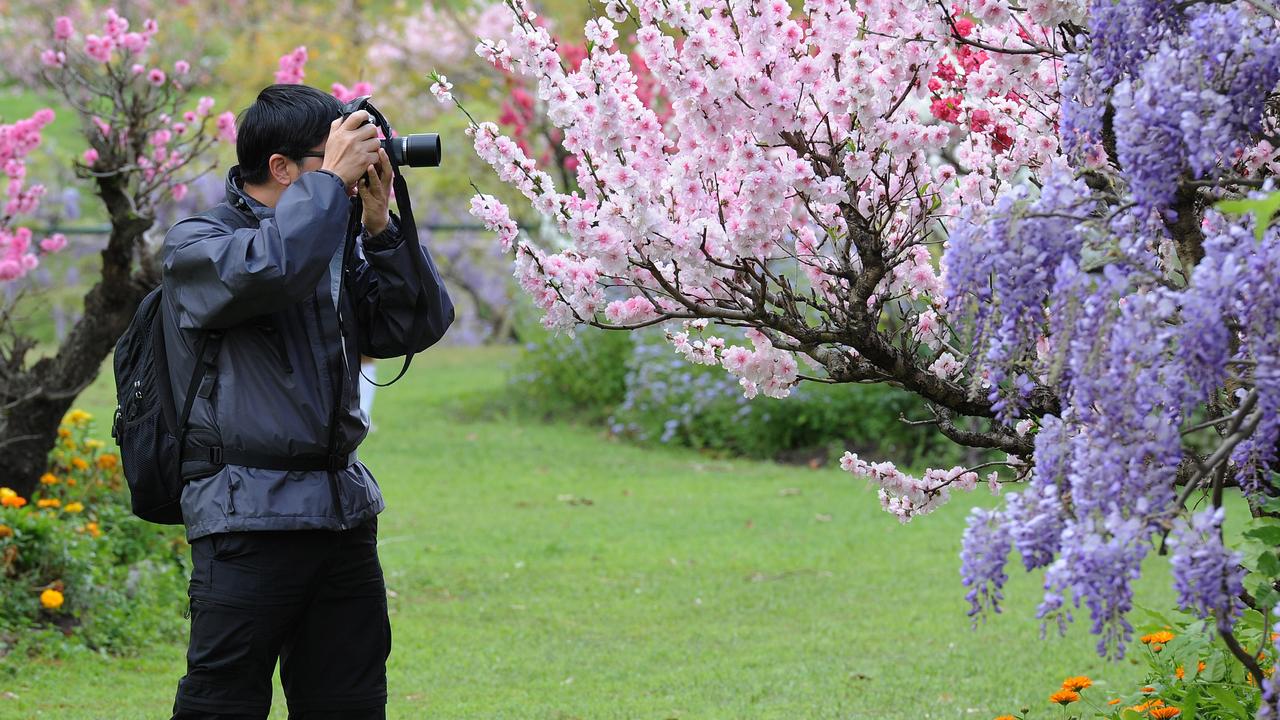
[3,346,1171,719]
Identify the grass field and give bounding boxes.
[3,345,1171,719]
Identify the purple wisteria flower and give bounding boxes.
[1169,507,1244,630]
[960,507,1011,621]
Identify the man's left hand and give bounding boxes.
[359,147,393,236]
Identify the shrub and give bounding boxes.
[507,324,633,422]
[992,609,1274,719]
[510,324,965,465]
[0,410,188,662]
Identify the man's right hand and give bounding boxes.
[321,112,382,187]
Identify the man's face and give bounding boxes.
[289,139,327,180]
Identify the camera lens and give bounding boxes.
[384,133,441,168]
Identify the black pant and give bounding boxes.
[172,519,391,720]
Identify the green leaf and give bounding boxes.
[1264,493,1280,514]
[1258,550,1280,578]
[1182,686,1200,719]
[1238,609,1266,633]
[1242,525,1280,545]
[1205,684,1249,718]
[1216,191,1280,241]
[1251,577,1280,609]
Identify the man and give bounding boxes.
[161,84,454,719]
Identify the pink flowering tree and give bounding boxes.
[460,0,1280,698]
[0,8,230,498]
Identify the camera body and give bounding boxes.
[340,95,441,168]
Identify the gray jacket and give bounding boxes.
[161,167,454,540]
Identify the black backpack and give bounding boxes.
[110,288,220,525]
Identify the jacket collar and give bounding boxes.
[224,166,276,221]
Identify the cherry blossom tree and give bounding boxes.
[0,8,229,498]
[459,0,1280,695]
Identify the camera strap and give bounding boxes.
[359,167,419,388]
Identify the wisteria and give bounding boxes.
[1169,507,1245,630]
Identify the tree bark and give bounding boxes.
[0,173,154,499]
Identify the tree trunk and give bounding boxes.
[0,174,154,499]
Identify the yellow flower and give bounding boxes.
[39,473,59,485]
[97,454,119,470]
[71,457,89,471]
[0,491,27,509]
[63,502,84,514]
[0,525,12,538]
[36,498,61,509]
[83,439,104,451]
[40,588,64,610]
[64,409,92,425]
[57,428,71,438]
[62,438,75,449]
[1061,676,1092,691]
[1049,689,1080,705]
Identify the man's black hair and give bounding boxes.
[236,84,342,185]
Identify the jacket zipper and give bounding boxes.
[314,293,347,529]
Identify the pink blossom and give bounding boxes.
[82,148,99,165]
[174,60,190,75]
[171,183,188,201]
[40,50,66,68]
[83,34,114,63]
[331,81,374,103]
[215,112,237,143]
[196,96,215,117]
[53,16,74,41]
[430,75,454,103]
[40,234,67,253]
[131,63,145,74]
[148,69,167,86]
[121,32,148,54]
[103,9,129,38]
[275,46,307,84]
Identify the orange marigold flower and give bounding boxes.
[1175,666,1184,679]
[71,457,88,471]
[1062,676,1092,691]
[0,525,11,538]
[36,498,60,509]
[994,716,1017,720]
[1149,708,1181,719]
[1142,687,1156,693]
[97,453,118,470]
[1049,689,1080,705]
[57,428,71,438]
[1142,631,1175,644]
[1108,698,1121,705]
[63,501,84,514]
[0,488,25,508]
[40,588,64,610]
[82,522,101,538]
[39,473,59,485]
[1198,661,1206,672]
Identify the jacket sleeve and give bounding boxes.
[346,214,455,358]
[162,171,351,330]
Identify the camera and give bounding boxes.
[340,95,441,168]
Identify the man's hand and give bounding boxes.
[320,112,381,187]
[359,147,393,237]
